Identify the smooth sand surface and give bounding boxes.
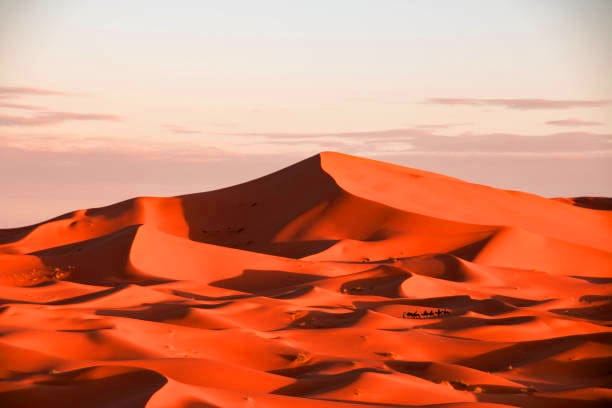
[1,152,610,407]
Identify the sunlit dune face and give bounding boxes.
[0,153,610,407]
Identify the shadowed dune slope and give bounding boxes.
[0,152,610,407]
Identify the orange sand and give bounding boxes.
[0,152,610,407]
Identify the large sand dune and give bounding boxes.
[0,152,610,407]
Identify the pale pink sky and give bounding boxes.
[1,0,611,227]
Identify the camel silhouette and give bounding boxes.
[402,309,451,319]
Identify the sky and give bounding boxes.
[1,0,611,227]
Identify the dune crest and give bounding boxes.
[0,152,610,407]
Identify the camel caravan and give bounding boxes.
[402,309,451,319]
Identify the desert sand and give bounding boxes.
[0,151,610,407]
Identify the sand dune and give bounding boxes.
[0,152,610,407]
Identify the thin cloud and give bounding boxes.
[0,86,65,98]
[0,102,44,111]
[427,98,612,110]
[233,128,428,140]
[0,111,121,126]
[546,118,603,127]
[372,150,612,158]
[239,128,611,156]
[406,131,611,154]
[415,123,471,129]
[0,85,121,126]
[255,139,356,150]
[162,124,203,135]
[0,132,229,161]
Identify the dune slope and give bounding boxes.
[0,152,610,407]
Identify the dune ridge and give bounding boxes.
[0,151,610,407]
